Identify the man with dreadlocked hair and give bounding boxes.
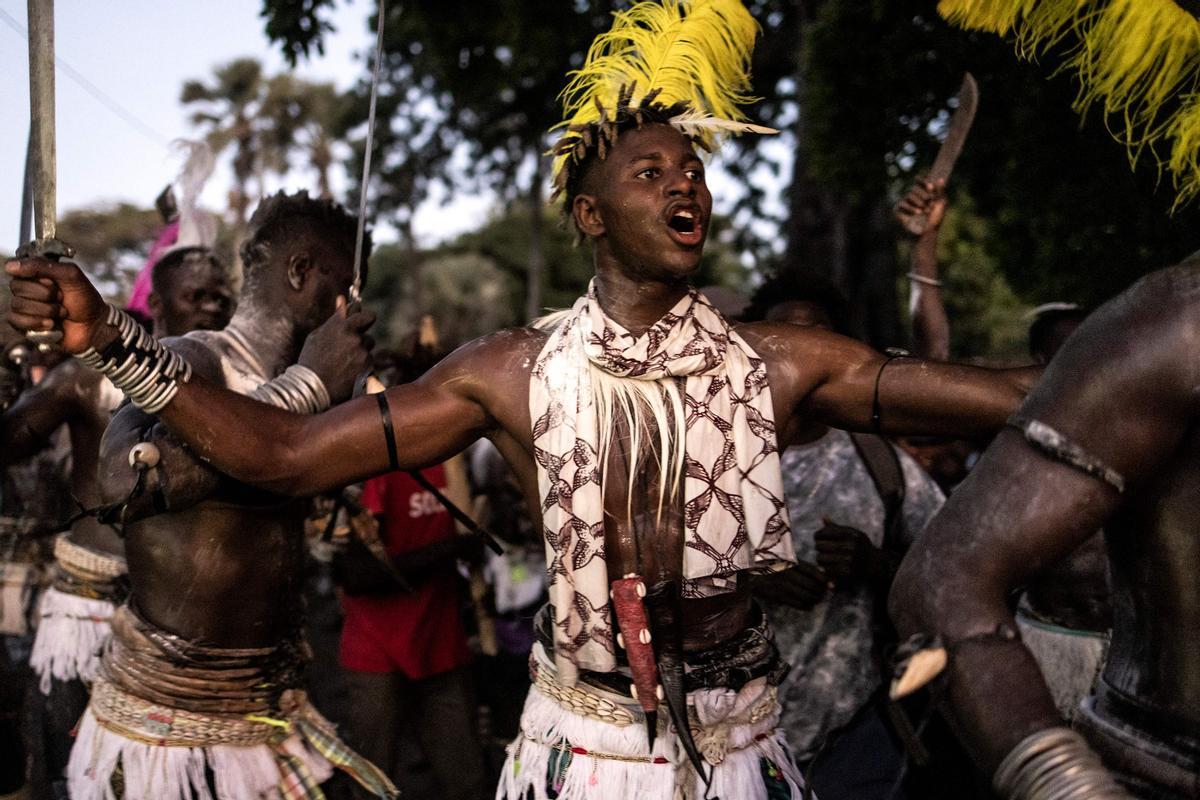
[7,2,1038,798]
[8,191,397,800]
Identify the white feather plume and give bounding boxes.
[668,109,778,138]
[168,139,218,252]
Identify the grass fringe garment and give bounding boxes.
[29,587,114,694]
[938,0,1200,205]
[497,645,805,800]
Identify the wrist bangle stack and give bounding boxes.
[76,304,192,414]
[250,364,331,414]
[993,727,1131,800]
[906,272,944,288]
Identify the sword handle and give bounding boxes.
[14,237,73,352]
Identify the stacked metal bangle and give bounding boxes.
[76,304,192,414]
[250,364,331,414]
[993,727,1131,799]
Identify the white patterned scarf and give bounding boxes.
[530,281,795,683]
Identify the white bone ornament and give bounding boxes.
[128,442,161,470]
[889,647,948,700]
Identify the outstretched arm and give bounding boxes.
[157,361,493,496]
[7,257,496,498]
[896,177,950,360]
[100,311,404,517]
[889,265,1199,785]
[761,323,1038,440]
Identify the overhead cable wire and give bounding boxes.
[0,7,169,148]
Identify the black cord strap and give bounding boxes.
[375,391,400,472]
[872,348,910,434]
[373,390,502,555]
[28,467,148,540]
[408,469,504,556]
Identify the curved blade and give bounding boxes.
[929,72,978,182]
[901,72,979,236]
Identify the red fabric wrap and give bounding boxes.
[611,575,659,714]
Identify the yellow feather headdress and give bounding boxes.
[939,0,1200,207]
[550,0,777,204]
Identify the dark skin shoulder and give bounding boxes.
[890,261,1200,774]
[99,335,264,521]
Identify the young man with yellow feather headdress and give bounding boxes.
[7,1,1038,796]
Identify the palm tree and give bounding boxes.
[260,76,348,200]
[181,58,267,226]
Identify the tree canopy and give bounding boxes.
[261,0,1200,355]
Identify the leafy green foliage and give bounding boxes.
[898,196,1029,361]
[260,0,338,66]
[362,201,748,348]
[363,246,519,347]
[182,58,347,222]
[262,0,1200,350]
[798,0,1200,308]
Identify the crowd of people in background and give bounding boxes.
[15,0,1200,794]
[0,167,1115,800]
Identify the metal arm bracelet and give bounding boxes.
[250,364,331,414]
[76,304,191,414]
[1007,415,1125,494]
[993,727,1131,800]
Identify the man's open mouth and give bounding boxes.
[665,207,703,245]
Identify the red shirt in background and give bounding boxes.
[338,465,471,678]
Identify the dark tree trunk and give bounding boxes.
[525,153,546,322]
[782,2,846,289]
[783,1,899,349]
[845,198,901,348]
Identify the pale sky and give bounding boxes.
[0,1,784,254]
[0,0,489,249]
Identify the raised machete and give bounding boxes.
[899,72,979,236]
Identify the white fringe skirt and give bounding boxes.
[67,703,335,800]
[29,586,115,694]
[1015,607,1109,722]
[497,645,806,800]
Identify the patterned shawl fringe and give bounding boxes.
[939,0,1200,206]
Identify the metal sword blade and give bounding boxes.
[23,0,64,348]
[350,0,386,304]
[27,0,55,243]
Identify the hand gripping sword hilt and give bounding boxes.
[14,236,75,352]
